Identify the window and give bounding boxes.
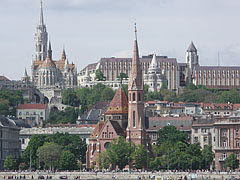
[133,111,136,128]
[223,140,227,147]
[152,134,157,140]
[26,112,29,115]
[223,130,226,136]
[194,128,198,133]
[203,137,207,142]
[133,93,136,101]
[129,93,131,101]
[236,141,239,148]
[40,112,43,116]
[194,137,198,143]
[19,112,22,116]
[222,153,226,159]
[236,130,239,137]
[138,93,141,101]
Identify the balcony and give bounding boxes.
[218,157,226,162]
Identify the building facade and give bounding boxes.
[0,116,21,169]
[17,104,49,127]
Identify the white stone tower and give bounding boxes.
[186,41,199,69]
[35,0,48,61]
[185,41,199,84]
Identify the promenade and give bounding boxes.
[0,171,240,180]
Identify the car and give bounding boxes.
[38,175,44,179]
[59,176,67,179]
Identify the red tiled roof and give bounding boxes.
[149,116,193,121]
[90,121,104,138]
[0,76,9,81]
[17,104,47,110]
[201,103,233,110]
[105,88,128,115]
[233,104,240,111]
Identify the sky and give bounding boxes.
[1,0,240,80]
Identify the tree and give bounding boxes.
[59,150,77,170]
[133,145,148,169]
[118,72,128,83]
[22,135,46,169]
[122,84,128,95]
[95,69,106,81]
[217,88,240,104]
[38,142,62,170]
[225,154,239,170]
[201,145,214,170]
[62,88,79,107]
[76,87,91,114]
[100,87,115,101]
[157,125,188,146]
[47,107,79,124]
[107,137,135,170]
[97,151,110,170]
[4,155,17,170]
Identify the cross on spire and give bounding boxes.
[134,22,137,40]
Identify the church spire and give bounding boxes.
[35,0,48,61]
[128,23,143,90]
[61,48,66,60]
[39,0,44,25]
[47,41,52,60]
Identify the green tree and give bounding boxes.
[59,150,77,170]
[62,88,79,107]
[95,69,106,81]
[217,88,240,103]
[157,125,188,146]
[4,155,17,170]
[47,107,79,124]
[225,154,239,170]
[38,142,62,170]
[133,145,148,169]
[22,135,46,169]
[118,73,128,83]
[201,145,214,169]
[76,87,91,114]
[100,87,115,101]
[97,151,110,170]
[107,137,135,170]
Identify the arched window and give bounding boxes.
[133,111,136,128]
[138,93,141,101]
[133,93,136,101]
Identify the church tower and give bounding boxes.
[35,0,48,61]
[185,41,199,84]
[186,41,199,69]
[127,24,146,146]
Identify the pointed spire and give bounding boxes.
[187,41,197,52]
[61,48,66,60]
[47,41,52,59]
[149,53,158,68]
[128,23,143,90]
[23,67,28,77]
[134,22,137,40]
[39,0,44,25]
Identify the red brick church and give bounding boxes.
[86,25,147,169]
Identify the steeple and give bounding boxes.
[128,23,143,90]
[187,41,197,52]
[34,0,48,61]
[47,41,52,60]
[23,67,28,77]
[61,48,66,60]
[39,0,44,25]
[22,68,30,82]
[127,23,146,146]
[149,53,158,69]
